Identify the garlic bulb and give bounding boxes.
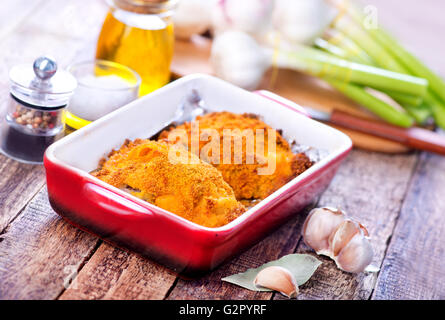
[272,0,338,45]
[303,207,374,273]
[211,31,271,90]
[212,0,275,38]
[254,266,298,298]
[173,0,216,39]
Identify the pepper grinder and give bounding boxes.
[0,56,77,164]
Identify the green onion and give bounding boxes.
[335,1,445,128]
[314,37,371,65]
[317,31,424,108]
[365,25,445,106]
[425,91,445,130]
[403,103,432,125]
[314,38,350,61]
[341,0,445,103]
[332,15,407,73]
[312,37,425,122]
[322,29,374,65]
[380,90,423,107]
[326,79,414,128]
[275,46,428,97]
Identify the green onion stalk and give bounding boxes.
[271,46,417,126]
[314,28,429,123]
[425,92,445,130]
[317,29,426,120]
[321,28,374,65]
[403,103,433,125]
[332,0,445,128]
[314,37,372,65]
[382,90,422,107]
[274,45,428,97]
[329,14,432,123]
[314,38,352,62]
[318,27,423,107]
[327,79,414,128]
[332,15,406,73]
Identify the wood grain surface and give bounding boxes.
[290,151,418,300]
[0,188,99,299]
[0,0,444,301]
[59,243,177,300]
[372,151,445,299]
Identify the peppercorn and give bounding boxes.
[12,104,60,132]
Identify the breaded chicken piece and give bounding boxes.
[92,139,245,228]
[159,112,313,200]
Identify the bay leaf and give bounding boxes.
[222,254,322,292]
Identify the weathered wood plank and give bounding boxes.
[0,188,99,299]
[59,243,177,300]
[1,0,444,301]
[0,0,43,40]
[283,150,419,300]
[0,0,97,232]
[372,151,445,300]
[164,150,417,300]
[166,205,316,300]
[0,159,45,232]
[0,0,108,231]
[0,0,107,84]
[61,191,316,300]
[21,0,107,41]
[0,0,109,300]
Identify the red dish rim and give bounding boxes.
[45,88,352,234]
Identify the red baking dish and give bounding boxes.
[44,74,352,275]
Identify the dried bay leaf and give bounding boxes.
[222,254,322,292]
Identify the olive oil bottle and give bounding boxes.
[96,0,176,96]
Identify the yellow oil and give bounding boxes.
[96,9,174,96]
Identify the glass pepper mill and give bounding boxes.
[0,56,77,164]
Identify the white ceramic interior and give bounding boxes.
[46,74,352,229]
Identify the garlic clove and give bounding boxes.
[272,0,338,45]
[329,219,360,257]
[212,0,275,37]
[254,266,299,298]
[210,31,270,90]
[173,0,215,39]
[303,207,346,255]
[334,233,374,273]
[302,207,374,274]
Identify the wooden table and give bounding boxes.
[0,0,444,300]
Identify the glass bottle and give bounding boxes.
[96,0,177,96]
[0,56,77,164]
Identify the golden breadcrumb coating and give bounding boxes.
[159,112,313,200]
[92,139,245,228]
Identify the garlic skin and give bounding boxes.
[173,0,216,39]
[212,0,275,38]
[254,266,298,298]
[302,207,346,256]
[211,31,271,90]
[303,207,374,273]
[272,0,337,45]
